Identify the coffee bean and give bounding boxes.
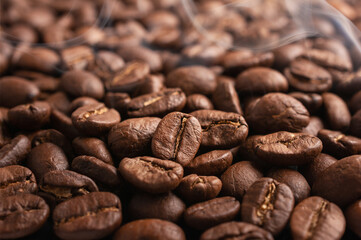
[0,165,37,197]
[191,110,248,149]
[133,74,165,97]
[92,51,124,80]
[241,178,294,235]
[0,135,31,167]
[113,219,186,240]
[212,78,242,114]
[8,101,51,130]
[26,142,69,180]
[300,49,352,72]
[129,192,185,222]
[350,110,361,138]
[312,155,361,207]
[249,131,323,166]
[60,70,104,100]
[50,109,80,140]
[69,97,99,114]
[345,200,361,238]
[53,192,122,240]
[290,196,346,240]
[46,91,71,114]
[221,161,263,200]
[33,76,59,93]
[104,92,131,115]
[349,90,361,113]
[302,116,324,136]
[108,117,161,159]
[185,150,233,176]
[322,92,351,131]
[117,46,162,72]
[184,196,240,230]
[0,76,40,108]
[60,45,95,71]
[152,112,202,166]
[118,156,183,194]
[289,92,323,114]
[201,221,274,240]
[246,93,310,133]
[72,137,113,165]
[329,69,361,96]
[127,88,186,117]
[71,103,120,136]
[166,66,217,95]
[236,67,288,95]
[273,43,305,70]
[176,174,222,203]
[185,94,214,112]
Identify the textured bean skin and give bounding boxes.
[0,165,37,197]
[0,135,31,168]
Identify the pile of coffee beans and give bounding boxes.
[1,0,361,239]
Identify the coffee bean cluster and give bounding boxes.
[1,0,361,239]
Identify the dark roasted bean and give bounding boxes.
[322,92,351,131]
[0,135,31,168]
[117,46,162,72]
[350,109,361,138]
[212,78,242,114]
[300,49,352,72]
[185,94,214,112]
[302,116,324,136]
[345,200,361,238]
[60,45,95,71]
[289,92,323,114]
[0,165,37,197]
[72,137,113,165]
[69,97,99,114]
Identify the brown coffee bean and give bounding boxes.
[290,196,346,240]
[0,135,31,167]
[118,156,183,194]
[329,69,361,96]
[246,93,310,133]
[92,51,124,80]
[185,94,214,112]
[350,110,361,138]
[289,92,323,114]
[241,178,294,235]
[113,219,186,240]
[300,49,352,71]
[349,90,361,113]
[8,101,51,130]
[0,194,50,239]
[0,165,37,197]
[108,117,161,159]
[152,112,202,166]
[127,88,186,117]
[72,137,113,165]
[185,150,233,176]
[33,76,59,93]
[345,200,361,238]
[104,92,131,115]
[221,161,263,200]
[60,70,104,100]
[69,97,99,114]
[53,192,122,240]
[236,67,288,95]
[184,196,241,230]
[302,116,324,136]
[118,46,162,72]
[0,76,40,108]
[46,91,71,114]
[200,221,274,240]
[273,43,305,70]
[71,103,120,136]
[60,45,95,71]
[26,142,69,180]
[313,155,361,207]
[133,74,165,97]
[191,110,248,149]
[212,78,242,114]
[322,92,351,131]
[50,109,80,140]
[129,192,185,222]
[166,66,217,95]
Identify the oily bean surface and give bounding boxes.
[72,137,113,165]
[0,165,37,197]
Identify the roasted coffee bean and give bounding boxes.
[345,200,361,238]
[117,46,162,72]
[185,94,214,112]
[0,194,50,239]
[285,59,332,93]
[313,155,361,207]
[317,129,361,158]
[350,109,361,138]
[241,178,294,235]
[246,93,310,133]
[60,45,95,71]
[71,103,120,136]
[329,69,361,96]
[273,43,305,70]
[104,92,131,115]
[152,112,202,166]
[133,74,165,97]
[299,153,337,186]
[166,66,217,95]
[221,161,263,200]
[349,90,361,113]
[290,196,346,240]
[267,168,310,203]
[236,67,288,95]
[32,129,72,158]
[200,221,274,240]
[212,78,242,114]
[300,49,352,72]
[0,165,37,197]
[129,192,185,222]
[0,135,31,168]
[127,88,186,117]
[46,91,71,114]
[0,76,40,108]
[184,196,241,230]
[108,117,161,159]
[92,51,124,80]
[33,76,59,93]
[60,70,104,100]
[26,142,69,180]
[53,192,122,240]
[106,61,150,93]
[185,150,233,176]
[322,92,351,131]
[289,92,323,114]
[191,110,248,149]
[69,97,99,114]
[249,131,323,166]
[113,219,186,240]
[50,109,80,140]
[302,116,324,136]
[39,170,98,202]
[118,156,183,194]
[8,101,51,130]
[72,137,113,165]
[72,156,121,187]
